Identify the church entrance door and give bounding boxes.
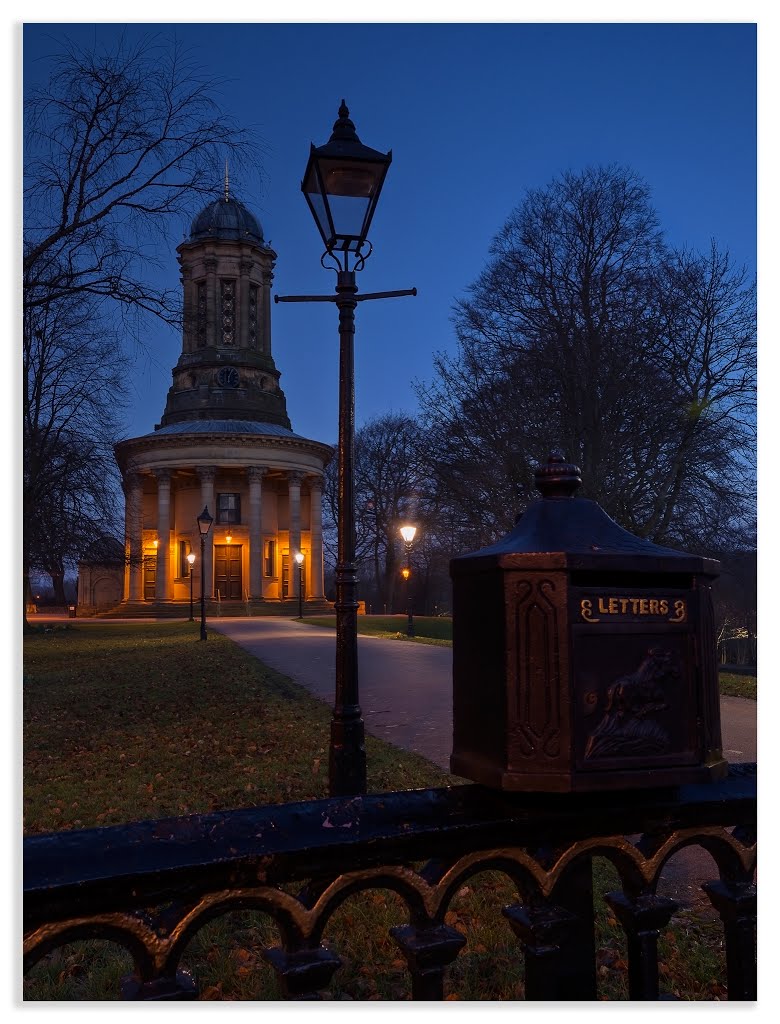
[143,558,156,602]
[214,544,242,600]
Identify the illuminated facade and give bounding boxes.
[111,194,331,611]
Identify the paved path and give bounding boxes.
[211,617,756,770]
[211,617,455,769]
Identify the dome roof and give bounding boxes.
[189,197,264,244]
[148,419,303,439]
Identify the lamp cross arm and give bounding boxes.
[354,288,417,302]
[275,288,416,305]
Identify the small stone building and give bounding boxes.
[76,537,125,614]
[102,192,332,614]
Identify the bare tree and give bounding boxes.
[23,34,258,613]
[24,34,256,325]
[641,242,757,548]
[322,413,429,612]
[418,166,755,555]
[24,287,127,604]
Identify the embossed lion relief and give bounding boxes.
[584,647,679,760]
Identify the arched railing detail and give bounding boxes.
[24,767,756,1001]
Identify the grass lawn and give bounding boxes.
[302,614,453,645]
[718,672,757,700]
[23,622,444,833]
[24,622,730,1001]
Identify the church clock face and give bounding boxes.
[216,366,240,389]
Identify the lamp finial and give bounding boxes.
[331,101,359,142]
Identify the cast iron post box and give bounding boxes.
[450,454,728,792]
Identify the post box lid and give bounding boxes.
[451,454,719,575]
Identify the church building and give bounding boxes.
[90,189,332,614]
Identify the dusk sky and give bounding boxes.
[22,19,757,449]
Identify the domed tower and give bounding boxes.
[110,189,332,616]
[161,195,290,428]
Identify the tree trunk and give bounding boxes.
[46,560,67,605]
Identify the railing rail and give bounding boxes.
[24,763,756,1001]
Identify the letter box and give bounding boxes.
[450,454,728,792]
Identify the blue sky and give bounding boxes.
[22,20,757,448]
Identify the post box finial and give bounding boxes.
[534,452,582,499]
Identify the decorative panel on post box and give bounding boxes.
[450,454,727,793]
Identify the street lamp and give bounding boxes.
[187,551,196,622]
[400,525,417,637]
[277,101,416,796]
[294,551,304,619]
[196,506,213,641]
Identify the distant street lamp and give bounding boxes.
[186,551,196,621]
[196,507,213,641]
[276,101,416,797]
[400,525,417,637]
[294,551,305,619]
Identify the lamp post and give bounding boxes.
[400,525,417,637]
[187,551,196,621]
[276,101,416,796]
[196,507,213,641]
[294,551,304,619]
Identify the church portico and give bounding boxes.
[117,452,329,607]
[105,188,332,617]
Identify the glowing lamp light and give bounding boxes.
[294,551,305,565]
[401,568,411,580]
[400,525,417,545]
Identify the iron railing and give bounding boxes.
[24,763,756,1001]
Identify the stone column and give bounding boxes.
[198,467,216,598]
[126,471,144,602]
[287,471,303,599]
[155,469,171,601]
[308,475,325,599]
[248,466,266,600]
[205,256,218,347]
